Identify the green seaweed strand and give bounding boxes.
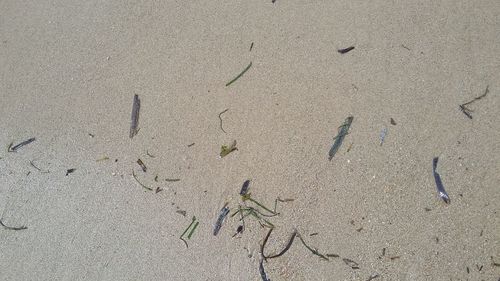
[225,62,252,86]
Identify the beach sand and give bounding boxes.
[1,1,499,280]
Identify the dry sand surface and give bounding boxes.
[1,1,500,280]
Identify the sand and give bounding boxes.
[1,0,499,280]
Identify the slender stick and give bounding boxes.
[262,229,298,260]
[462,85,489,106]
[225,62,252,87]
[459,86,489,119]
[8,138,36,152]
[338,46,355,54]
[137,159,147,172]
[0,219,27,231]
[132,170,153,191]
[165,178,180,182]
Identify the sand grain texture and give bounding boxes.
[1,0,499,280]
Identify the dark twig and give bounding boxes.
[261,229,329,261]
[0,219,27,230]
[8,138,35,152]
[165,178,180,182]
[260,228,272,258]
[262,228,297,260]
[137,159,147,172]
[459,105,473,119]
[338,46,355,54]
[218,109,229,133]
[459,86,489,119]
[462,86,489,106]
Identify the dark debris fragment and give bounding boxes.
[213,206,230,236]
[343,258,360,269]
[259,258,270,281]
[137,159,147,172]
[65,168,76,176]
[326,254,339,258]
[433,157,450,204]
[240,180,251,196]
[8,137,36,152]
[459,85,489,119]
[129,94,141,138]
[338,46,355,54]
[0,219,27,231]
